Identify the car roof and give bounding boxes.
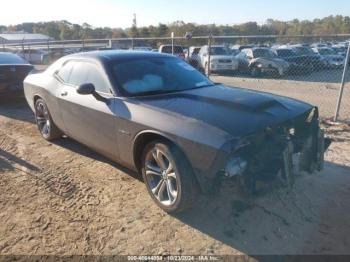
[290,44,308,48]
[0,52,30,65]
[159,45,183,47]
[65,50,174,62]
[243,47,269,51]
[275,48,293,51]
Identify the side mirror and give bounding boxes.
[77,83,95,95]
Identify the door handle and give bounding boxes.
[61,91,68,96]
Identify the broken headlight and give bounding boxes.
[224,156,247,178]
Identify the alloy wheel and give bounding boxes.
[35,101,51,137]
[144,147,178,206]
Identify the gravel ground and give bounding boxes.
[0,97,350,256]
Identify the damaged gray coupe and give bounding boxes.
[23,51,330,213]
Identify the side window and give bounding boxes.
[56,62,74,83]
[85,64,110,94]
[69,62,88,86]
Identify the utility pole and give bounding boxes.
[171,32,174,55]
[132,13,137,29]
[207,34,213,77]
[131,13,137,50]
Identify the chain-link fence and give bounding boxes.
[2,34,350,121]
[162,34,349,122]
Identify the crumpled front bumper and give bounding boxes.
[192,107,331,194]
[283,127,328,187]
[214,107,330,193]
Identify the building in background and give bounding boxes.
[0,32,53,44]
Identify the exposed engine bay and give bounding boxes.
[224,107,331,193]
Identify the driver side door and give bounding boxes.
[56,60,119,160]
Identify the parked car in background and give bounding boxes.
[311,43,328,48]
[273,48,313,75]
[232,44,254,51]
[290,45,328,70]
[0,52,33,95]
[312,47,345,69]
[16,49,49,64]
[229,48,240,56]
[198,45,239,75]
[23,50,330,212]
[331,45,347,57]
[236,47,289,77]
[186,46,201,68]
[159,45,185,60]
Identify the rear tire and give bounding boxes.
[141,140,196,213]
[250,65,261,77]
[34,98,62,141]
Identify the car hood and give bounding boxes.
[136,85,313,137]
[323,55,344,61]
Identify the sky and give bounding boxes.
[1,0,349,28]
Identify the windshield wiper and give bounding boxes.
[130,83,218,97]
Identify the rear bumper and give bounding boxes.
[211,64,238,72]
[327,62,345,69]
[259,66,288,76]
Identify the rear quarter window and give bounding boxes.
[69,62,88,86]
[56,62,74,83]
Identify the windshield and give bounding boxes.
[230,49,240,56]
[112,57,214,96]
[210,47,230,55]
[192,48,201,54]
[253,49,277,58]
[161,46,184,54]
[318,48,337,55]
[276,49,296,57]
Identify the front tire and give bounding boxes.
[141,140,196,213]
[34,98,62,141]
[250,65,261,77]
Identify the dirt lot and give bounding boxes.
[1,96,350,256]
